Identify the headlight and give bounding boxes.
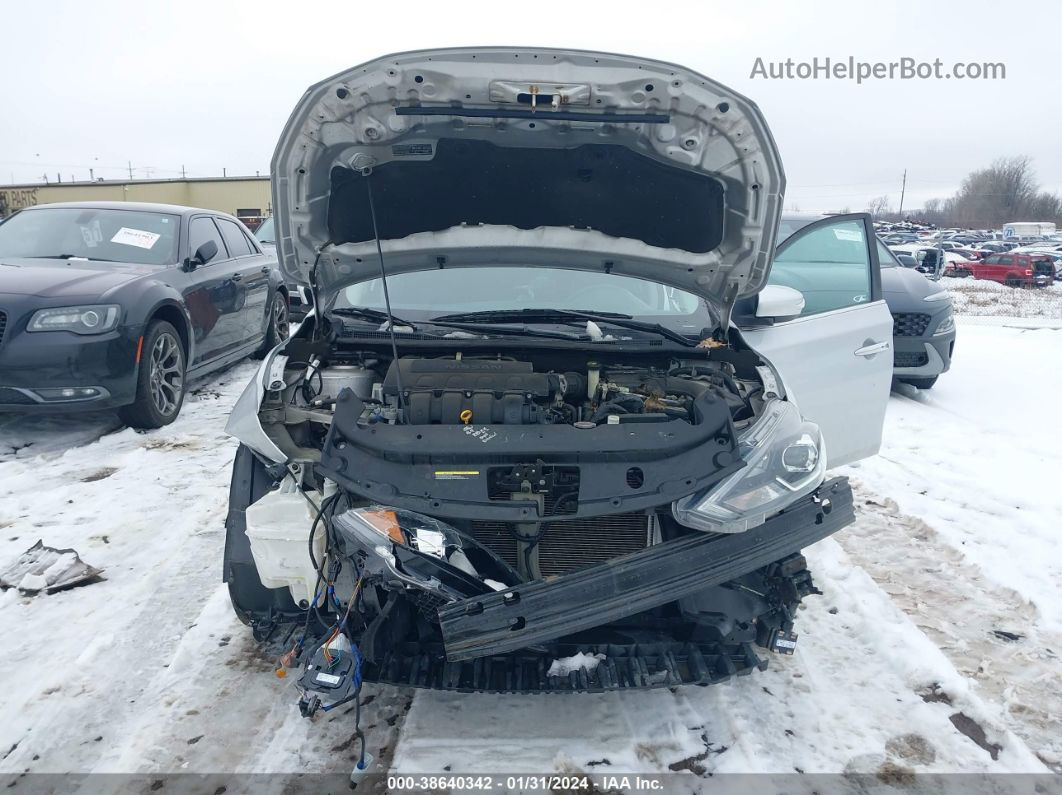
[27,304,121,334]
[932,315,955,336]
[332,506,488,598]
[672,399,826,534]
[923,290,951,303]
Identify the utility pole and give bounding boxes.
[89,168,95,181]
[898,169,907,217]
[223,167,227,177]
[128,161,134,180]
[180,164,186,179]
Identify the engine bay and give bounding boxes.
[274,345,766,433]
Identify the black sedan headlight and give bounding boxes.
[27,305,122,334]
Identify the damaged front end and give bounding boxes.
[224,348,849,694]
[220,46,854,700]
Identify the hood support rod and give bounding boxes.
[361,167,406,419]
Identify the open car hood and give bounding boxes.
[271,47,785,308]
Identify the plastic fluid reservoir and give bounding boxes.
[244,479,335,606]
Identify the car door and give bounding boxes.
[740,214,892,468]
[216,216,270,346]
[182,215,232,366]
[185,215,247,360]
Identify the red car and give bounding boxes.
[968,253,1055,287]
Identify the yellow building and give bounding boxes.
[0,176,272,228]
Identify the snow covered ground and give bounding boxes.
[945,279,1062,320]
[0,319,1059,788]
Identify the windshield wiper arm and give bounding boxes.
[331,306,418,330]
[430,308,696,347]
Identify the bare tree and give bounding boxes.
[865,195,892,218]
[903,157,1061,228]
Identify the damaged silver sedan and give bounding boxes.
[222,48,892,710]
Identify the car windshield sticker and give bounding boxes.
[833,228,863,242]
[79,220,103,248]
[111,227,161,249]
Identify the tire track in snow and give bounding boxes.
[837,480,1062,772]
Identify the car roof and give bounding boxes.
[21,200,231,218]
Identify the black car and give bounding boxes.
[252,217,313,321]
[0,201,289,428]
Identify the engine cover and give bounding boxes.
[383,358,557,424]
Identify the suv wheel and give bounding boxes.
[119,320,186,429]
[899,375,938,390]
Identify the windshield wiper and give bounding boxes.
[331,306,419,330]
[332,306,586,341]
[430,308,697,347]
[29,254,116,262]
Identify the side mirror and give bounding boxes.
[186,240,218,270]
[755,284,805,319]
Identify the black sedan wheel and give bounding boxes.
[253,291,290,358]
[119,320,186,429]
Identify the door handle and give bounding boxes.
[854,340,890,357]
[231,273,242,282]
[260,266,270,274]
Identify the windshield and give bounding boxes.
[0,207,180,265]
[254,216,275,244]
[337,267,707,329]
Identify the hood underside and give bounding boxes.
[271,47,785,305]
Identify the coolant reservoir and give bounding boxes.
[244,479,334,607]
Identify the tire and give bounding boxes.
[1005,276,1021,288]
[899,375,938,390]
[223,444,300,624]
[252,289,290,359]
[118,320,186,429]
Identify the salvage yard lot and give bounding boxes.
[0,319,1058,784]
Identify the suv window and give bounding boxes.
[875,240,898,268]
[189,217,227,264]
[217,218,253,257]
[999,255,1013,265]
[769,219,872,316]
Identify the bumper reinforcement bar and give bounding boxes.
[439,477,854,661]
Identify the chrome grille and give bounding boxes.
[468,512,652,577]
[892,312,931,337]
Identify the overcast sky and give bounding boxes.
[1,0,1057,213]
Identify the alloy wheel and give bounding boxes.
[273,294,290,340]
[149,331,184,416]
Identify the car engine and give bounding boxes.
[304,355,759,429]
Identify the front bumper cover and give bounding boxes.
[439,476,854,661]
